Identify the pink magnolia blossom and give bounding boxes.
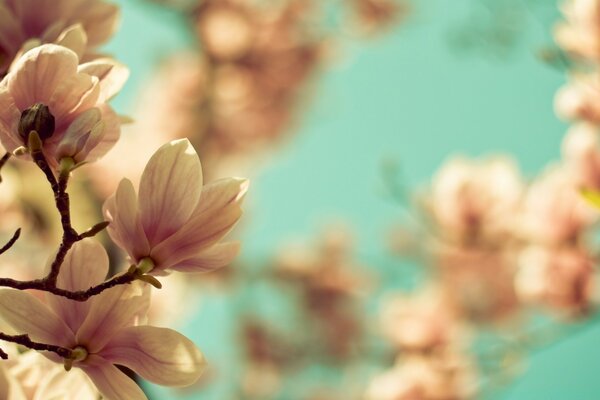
[517,165,597,245]
[554,0,600,61]
[0,239,206,400]
[0,44,127,169]
[516,245,594,314]
[365,354,477,400]
[103,139,248,275]
[0,0,119,73]
[555,72,600,124]
[379,288,465,352]
[428,156,523,243]
[562,123,600,189]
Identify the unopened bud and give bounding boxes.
[18,103,55,142]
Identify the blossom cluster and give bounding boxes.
[0,0,247,399]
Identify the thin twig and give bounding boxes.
[0,152,10,183]
[0,228,21,255]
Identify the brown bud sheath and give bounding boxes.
[18,103,55,142]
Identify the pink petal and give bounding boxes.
[47,72,99,126]
[80,355,147,400]
[150,178,247,270]
[0,87,22,152]
[170,241,241,273]
[0,289,74,348]
[55,24,88,60]
[139,139,203,245]
[7,44,79,110]
[84,104,120,161]
[45,239,109,334]
[103,178,150,261]
[76,283,150,353]
[102,326,206,387]
[79,59,129,102]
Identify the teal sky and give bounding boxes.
[109,0,600,398]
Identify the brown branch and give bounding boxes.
[0,152,10,183]
[0,332,72,359]
[0,228,20,255]
[30,146,80,286]
[0,269,139,302]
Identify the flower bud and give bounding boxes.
[18,103,55,142]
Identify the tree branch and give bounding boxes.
[0,332,72,359]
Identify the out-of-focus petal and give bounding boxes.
[78,2,120,47]
[101,326,206,387]
[151,178,247,269]
[81,355,146,400]
[139,139,203,245]
[170,241,240,273]
[0,290,73,347]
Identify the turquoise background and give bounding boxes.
[108,0,600,398]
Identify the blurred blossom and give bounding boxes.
[380,287,465,352]
[555,72,600,124]
[349,0,407,35]
[0,0,119,74]
[516,245,595,315]
[554,0,600,62]
[365,353,478,400]
[0,346,98,400]
[434,244,520,323]
[274,227,368,361]
[427,156,523,245]
[562,123,600,189]
[517,165,597,246]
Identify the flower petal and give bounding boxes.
[170,241,240,273]
[79,59,129,102]
[76,283,150,353]
[80,355,147,400]
[151,178,247,270]
[45,239,109,334]
[102,326,206,387]
[7,44,79,110]
[104,178,150,261]
[0,289,74,347]
[55,24,88,60]
[139,139,203,245]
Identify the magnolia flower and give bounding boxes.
[555,72,600,124]
[380,288,464,351]
[554,0,600,61]
[428,156,523,243]
[103,139,248,275]
[0,0,119,74]
[0,239,205,400]
[365,354,477,400]
[562,123,600,189]
[516,245,594,314]
[517,165,597,245]
[0,44,127,169]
